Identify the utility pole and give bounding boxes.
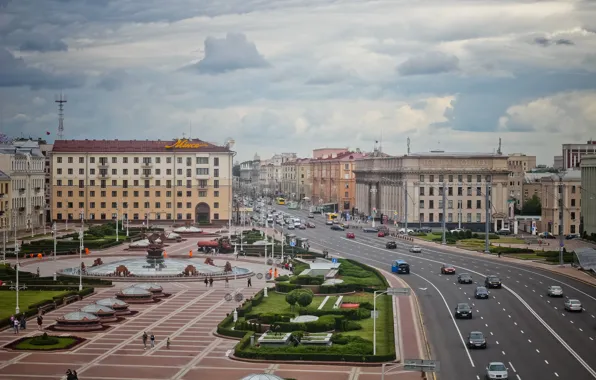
[14,210,20,314]
[441,182,446,245]
[52,222,57,261]
[558,176,565,267]
[484,182,491,253]
[458,200,462,229]
[404,182,408,232]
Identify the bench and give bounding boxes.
[9,284,27,291]
[38,302,57,314]
[63,295,81,305]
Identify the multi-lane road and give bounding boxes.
[265,207,596,380]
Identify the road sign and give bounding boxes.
[332,258,338,264]
[387,287,411,296]
[290,239,296,247]
[404,359,440,372]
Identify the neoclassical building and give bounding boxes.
[354,151,511,231]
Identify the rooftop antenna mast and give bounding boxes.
[497,137,502,155]
[379,127,383,153]
[55,93,67,140]
[407,137,411,155]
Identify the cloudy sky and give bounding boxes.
[1,0,596,164]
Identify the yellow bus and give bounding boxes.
[326,212,338,221]
[276,197,286,205]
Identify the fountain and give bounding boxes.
[115,286,155,303]
[79,304,118,323]
[54,312,103,331]
[95,298,131,315]
[145,233,165,266]
[131,283,165,297]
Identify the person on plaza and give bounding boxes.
[209,276,214,287]
[20,314,26,330]
[37,315,43,330]
[142,331,148,349]
[37,267,40,277]
[225,276,229,288]
[150,333,155,348]
[66,369,75,380]
[204,277,209,287]
[166,337,171,349]
[13,318,19,334]
[247,277,252,287]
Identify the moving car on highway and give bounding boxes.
[330,225,344,231]
[346,232,355,239]
[474,286,489,299]
[386,241,397,249]
[298,224,306,230]
[377,231,386,237]
[326,220,333,225]
[457,273,473,284]
[440,264,456,274]
[308,213,314,218]
[454,303,473,319]
[392,259,410,274]
[363,227,379,233]
[467,331,487,349]
[485,275,502,289]
[409,246,422,253]
[547,285,563,297]
[564,299,583,312]
[306,222,316,228]
[485,362,509,380]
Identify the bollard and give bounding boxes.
[53,272,57,281]
[264,287,268,297]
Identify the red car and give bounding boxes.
[378,231,386,237]
[346,232,355,239]
[441,264,456,274]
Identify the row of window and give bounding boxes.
[56,189,220,198]
[57,156,219,166]
[55,179,221,188]
[56,167,216,177]
[419,200,485,209]
[419,186,490,196]
[419,212,484,223]
[55,212,221,221]
[419,174,492,183]
[56,201,222,209]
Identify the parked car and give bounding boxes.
[474,286,489,299]
[298,224,306,230]
[409,246,422,253]
[326,220,333,225]
[308,213,315,218]
[286,224,295,230]
[539,232,556,239]
[565,234,580,240]
[485,362,508,379]
[496,228,511,235]
[398,228,414,234]
[386,241,397,249]
[417,227,432,233]
[484,275,502,289]
[363,227,379,233]
[450,228,465,233]
[457,273,473,284]
[467,331,487,349]
[378,231,386,237]
[454,303,473,319]
[564,299,583,312]
[330,225,344,231]
[306,222,316,228]
[341,223,350,229]
[547,285,563,297]
[346,232,355,239]
[441,264,456,275]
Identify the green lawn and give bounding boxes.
[320,296,338,311]
[342,293,394,354]
[13,336,79,350]
[249,292,328,315]
[0,291,70,319]
[417,233,525,246]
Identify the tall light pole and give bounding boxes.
[458,200,462,229]
[28,213,33,238]
[125,215,129,237]
[370,186,377,228]
[14,209,20,314]
[441,182,447,245]
[52,222,57,261]
[404,181,408,232]
[78,228,84,291]
[484,182,491,254]
[557,174,565,267]
[115,207,119,242]
[228,200,232,241]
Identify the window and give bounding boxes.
[467,175,472,183]
[486,175,492,182]
[429,175,434,182]
[177,169,182,175]
[123,169,128,175]
[166,191,172,197]
[199,191,207,197]
[177,157,182,164]
[67,180,73,186]
[100,202,106,208]
[214,157,219,166]
[166,157,172,164]
[419,200,424,209]
[448,200,453,209]
[111,157,117,163]
[429,187,434,196]
[438,200,443,209]
[448,213,453,222]
[57,202,62,208]
[111,202,117,208]
[112,191,117,197]
[439,213,443,222]
[186,213,192,220]
[476,213,482,222]
[197,157,208,164]
[67,168,73,175]
[90,191,95,197]
[144,190,150,197]
[166,202,172,208]
[196,168,209,175]
[214,180,219,188]
[477,175,481,183]
[123,157,128,164]
[134,191,139,197]
[177,213,183,220]
[78,168,84,175]
[476,187,482,196]
[155,180,161,187]
[439,187,443,196]
[571,199,576,207]
[467,200,472,209]
[570,225,576,233]
[177,202,182,208]
[134,169,139,175]
[458,187,463,196]
[439,175,444,182]
[90,168,95,175]
[56,180,62,186]
[214,202,219,208]
[186,202,192,208]
[156,157,160,164]
[476,200,482,209]
[68,157,73,163]
[419,187,425,196]
[214,191,219,197]
[186,169,192,177]
[101,190,106,197]
[572,186,576,194]
[467,213,472,222]
[133,202,139,208]
[134,180,139,186]
[134,157,139,163]
[419,213,424,223]
[198,179,207,188]
[112,168,117,175]
[186,190,192,197]
[213,213,219,220]
[156,169,161,175]
[448,175,453,183]
[90,202,95,208]
[186,157,192,166]
[166,169,172,175]
[429,200,434,209]
[571,212,576,220]
[214,169,219,177]
[155,202,161,208]
[429,213,434,222]
[57,157,62,163]
[123,191,128,197]
[78,180,84,188]
[419,175,425,182]
[467,187,472,196]
[448,187,453,196]
[177,191,183,197]
[144,201,150,208]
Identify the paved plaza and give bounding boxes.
[1,239,427,380]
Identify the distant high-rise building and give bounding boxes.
[562,140,596,170]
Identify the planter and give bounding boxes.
[257,332,292,346]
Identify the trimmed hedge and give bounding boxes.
[290,275,325,285]
[491,247,534,254]
[297,306,371,320]
[217,313,248,338]
[275,283,301,293]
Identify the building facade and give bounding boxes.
[0,140,46,233]
[281,160,297,199]
[311,151,364,210]
[51,139,234,224]
[354,152,511,231]
[540,171,581,235]
[580,155,596,237]
[0,170,11,230]
[522,173,552,205]
[507,153,536,209]
[562,140,596,170]
[295,158,313,201]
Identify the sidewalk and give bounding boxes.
[410,236,596,287]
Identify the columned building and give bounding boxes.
[0,140,46,233]
[580,155,596,236]
[51,138,234,225]
[354,152,510,231]
[507,153,536,209]
[562,140,596,170]
[540,171,582,236]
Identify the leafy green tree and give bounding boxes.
[285,291,298,310]
[296,290,314,308]
[521,194,542,215]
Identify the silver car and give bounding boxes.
[547,285,563,297]
[564,299,583,312]
[409,246,422,253]
[486,362,508,379]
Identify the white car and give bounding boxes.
[564,299,583,312]
[326,220,333,225]
[409,246,422,253]
[485,362,509,380]
[547,285,563,297]
[398,228,414,234]
[450,228,465,233]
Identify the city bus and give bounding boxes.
[276,197,286,205]
[392,259,410,274]
[326,212,339,221]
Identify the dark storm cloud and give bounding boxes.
[532,37,575,46]
[20,38,68,53]
[194,33,270,74]
[0,49,83,89]
[397,52,460,76]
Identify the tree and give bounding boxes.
[285,291,298,311]
[296,289,314,308]
[232,164,241,177]
[521,194,542,215]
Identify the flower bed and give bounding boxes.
[4,333,86,351]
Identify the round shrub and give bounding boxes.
[30,333,59,346]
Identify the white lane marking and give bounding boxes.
[508,315,511,318]
[514,322,517,325]
[528,339,532,343]
[490,332,494,335]
[496,341,499,344]
[545,360,549,364]
[555,373,559,377]
[579,328,583,332]
[476,376,480,380]
[521,330,524,334]
[485,323,489,327]
[590,337,594,341]
[509,362,517,372]
[333,237,596,378]
[502,350,506,355]
[537,349,540,353]
[410,272,475,368]
[516,375,522,380]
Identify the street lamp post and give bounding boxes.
[14,210,20,314]
[370,186,377,228]
[52,222,57,261]
[78,228,84,291]
[28,214,33,238]
[126,216,129,237]
[373,289,391,355]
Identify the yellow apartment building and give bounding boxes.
[0,170,11,230]
[51,138,234,225]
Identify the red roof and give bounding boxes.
[52,139,230,153]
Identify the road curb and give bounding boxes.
[411,290,436,380]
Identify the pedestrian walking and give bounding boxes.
[150,333,155,348]
[142,331,148,349]
[225,277,229,288]
[13,319,19,334]
[166,337,171,349]
[209,276,214,287]
[204,277,208,287]
[37,315,43,330]
[20,314,26,330]
[247,277,252,287]
[37,267,40,277]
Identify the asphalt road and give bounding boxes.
[262,207,596,380]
